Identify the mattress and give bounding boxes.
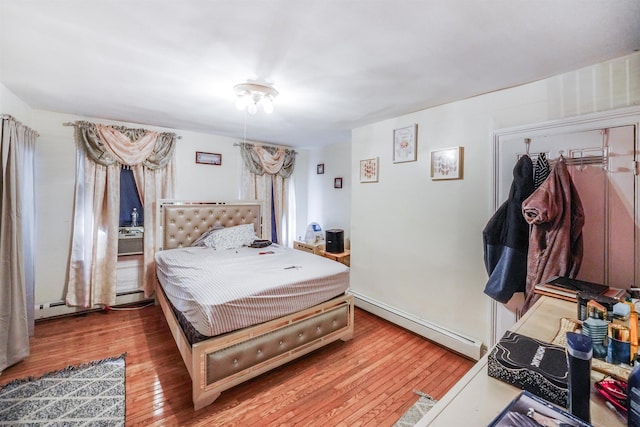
[155,245,350,337]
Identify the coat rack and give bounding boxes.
[517,133,608,171]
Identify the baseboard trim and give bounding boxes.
[351,291,483,360]
[35,291,150,320]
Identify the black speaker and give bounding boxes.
[325,229,344,253]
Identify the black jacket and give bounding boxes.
[483,155,534,303]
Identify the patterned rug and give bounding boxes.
[394,390,438,427]
[0,354,126,426]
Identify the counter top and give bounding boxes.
[416,296,624,426]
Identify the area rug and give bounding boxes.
[394,390,438,427]
[0,354,126,426]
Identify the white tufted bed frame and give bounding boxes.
[154,200,354,410]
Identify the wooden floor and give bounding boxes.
[1,304,473,426]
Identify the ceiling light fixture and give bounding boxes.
[234,82,278,115]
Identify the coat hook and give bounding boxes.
[524,138,531,155]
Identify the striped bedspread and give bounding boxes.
[155,245,350,337]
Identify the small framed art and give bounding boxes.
[393,124,417,163]
[430,147,463,180]
[195,151,222,165]
[360,157,379,183]
[317,163,325,174]
[334,177,343,189]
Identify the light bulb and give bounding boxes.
[235,96,247,110]
[233,83,278,114]
[262,97,274,114]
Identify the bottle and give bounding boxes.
[629,357,640,426]
[566,332,592,423]
[131,208,139,227]
[607,323,631,366]
[628,303,638,361]
[582,301,608,359]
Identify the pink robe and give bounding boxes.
[521,158,585,312]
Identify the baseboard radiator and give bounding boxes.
[34,291,150,320]
[351,291,483,360]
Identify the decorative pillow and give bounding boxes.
[191,225,224,247]
[205,223,257,250]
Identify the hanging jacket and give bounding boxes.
[483,155,535,303]
[521,157,585,312]
[533,152,551,189]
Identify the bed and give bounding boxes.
[154,200,354,410]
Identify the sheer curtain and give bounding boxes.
[239,143,296,245]
[66,148,120,307]
[131,160,175,296]
[66,122,177,308]
[0,114,37,374]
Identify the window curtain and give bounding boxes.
[0,114,37,374]
[66,121,176,308]
[239,143,296,245]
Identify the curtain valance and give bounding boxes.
[69,120,178,170]
[239,142,296,178]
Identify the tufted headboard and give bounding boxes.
[157,200,263,250]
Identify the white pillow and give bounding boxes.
[205,223,256,250]
[191,225,224,247]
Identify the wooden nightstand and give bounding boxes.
[318,249,350,266]
[293,240,324,255]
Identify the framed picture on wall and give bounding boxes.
[430,147,463,180]
[317,163,325,174]
[334,177,343,188]
[393,124,417,163]
[359,157,379,183]
[195,151,222,165]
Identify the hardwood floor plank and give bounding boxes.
[0,304,474,426]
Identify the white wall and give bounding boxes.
[31,111,76,304]
[0,82,32,124]
[292,150,309,242]
[172,130,242,201]
[297,142,352,244]
[351,52,640,350]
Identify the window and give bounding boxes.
[119,168,143,227]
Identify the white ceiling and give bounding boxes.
[1,1,639,148]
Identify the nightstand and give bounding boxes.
[318,249,350,266]
[293,240,324,255]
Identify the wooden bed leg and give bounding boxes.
[341,332,354,342]
[194,391,221,411]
